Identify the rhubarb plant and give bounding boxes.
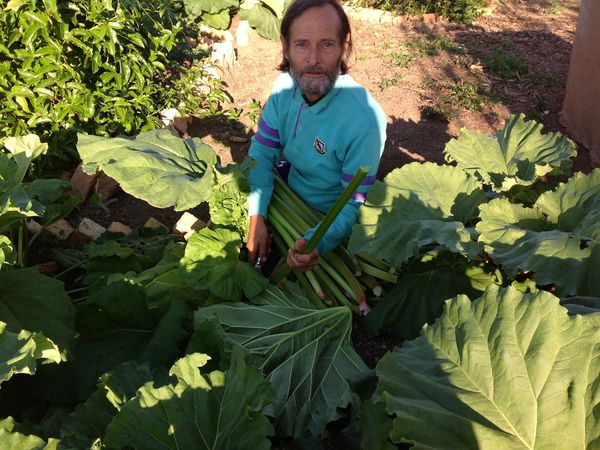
[373,285,600,449]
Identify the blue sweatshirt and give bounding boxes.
[248,72,387,254]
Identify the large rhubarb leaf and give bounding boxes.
[444,113,576,191]
[60,361,157,449]
[0,321,61,384]
[77,130,217,211]
[477,169,600,296]
[180,227,268,301]
[104,351,274,450]
[349,162,486,266]
[375,285,600,449]
[35,281,190,403]
[0,268,75,359]
[195,285,370,437]
[363,250,499,340]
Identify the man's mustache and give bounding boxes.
[299,66,327,75]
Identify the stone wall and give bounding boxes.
[560,0,600,167]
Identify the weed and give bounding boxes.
[484,48,529,80]
[543,0,562,14]
[422,77,493,121]
[245,98,264,127]
[390,51,417,68]
[377,77,400,91]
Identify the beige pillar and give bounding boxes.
[560,0,600,167]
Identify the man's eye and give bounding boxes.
[323,41,335,48]
[295,42,306,48]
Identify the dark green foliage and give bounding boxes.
[484,47,529,79]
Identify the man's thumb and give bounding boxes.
[295,239,308,252]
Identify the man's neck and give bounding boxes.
[303,94,322,106]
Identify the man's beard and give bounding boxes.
[289,62,340,100]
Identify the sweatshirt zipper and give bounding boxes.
[293,102,305,138]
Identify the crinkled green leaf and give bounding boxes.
[0,235,16,269]
[0,321,61,384]
[363,250,497,340]
[104,351,273,450]
[35,281,189,403]
[357,399,396,450]
[196,285,370,437]
[239,4,280,40]
[0,429,59,450]
[183,0,238,17]
[208,169,250,240]
[349,162,486,266]
[201,9,232,29]
[77,130,217,211]
[444,114,576,191]
[477,169,600,296]
[0,268,75,359]
[180,228,268,301]
[60,361,156,449]
[3,134,48,184]
[0,185,44,231]
[376,285,600,449]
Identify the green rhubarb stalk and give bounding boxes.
[270,167,369,283]
[274,174,322,224]
[356,251,395,272]
[358,272,383,297]
[313,266,358,313]
[297,272,328,309]
[355,258,398,284]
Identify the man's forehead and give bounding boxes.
[288,5,342,39]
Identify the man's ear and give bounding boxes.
[343,33,350,55]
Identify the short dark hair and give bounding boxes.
[277,0,353,74]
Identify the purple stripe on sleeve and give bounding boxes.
[342,173,377,185]
[255,133,280,149]
[259,118,280,139]
[352,192,367,203]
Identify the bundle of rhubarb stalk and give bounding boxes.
[267,169,397,315]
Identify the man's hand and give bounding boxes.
[247,215,270,265]
[287,239,319,272]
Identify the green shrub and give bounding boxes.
[349,0,487,24]
[0,0,190,173]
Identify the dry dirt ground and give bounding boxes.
[194,0,591,179]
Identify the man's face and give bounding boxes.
[283,4,349,102]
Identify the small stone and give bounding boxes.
[73,218,106,243]
[422,13,438,24]
[108,222,132,235]
[70,164,99,204]
[26,220,43,234]
[46,219,74,240]
[144,217,168,231]
[173,212,206,238]
[94,172,120,202]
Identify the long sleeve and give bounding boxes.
[303,127,383,254]
[247,98,282,218]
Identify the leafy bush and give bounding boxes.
[349,0,487,24]
[0,0,188,171]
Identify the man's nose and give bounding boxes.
[306,46,321,65]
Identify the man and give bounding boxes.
[247,0,387,272]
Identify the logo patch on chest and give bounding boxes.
[313,137,326,155]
